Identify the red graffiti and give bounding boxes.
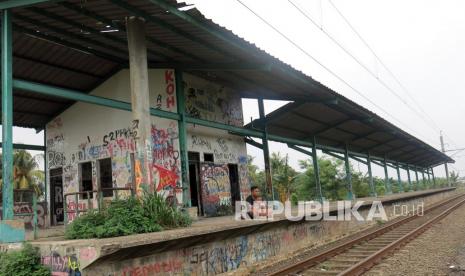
[121,259,182,276]
[165,70,175,109]
[67,201,87,222]
[154,164,179,192]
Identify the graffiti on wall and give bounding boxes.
[106,221,325,276]
[66,201,87,223]
[200,163,231,216]
[41,251,81,276]
[0,202,47,229]
[185,85,243,127]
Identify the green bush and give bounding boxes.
[65,193,191,239]
[0,243,50,276]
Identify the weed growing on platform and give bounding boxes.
[0,243,50,276]
[65,193,191,239]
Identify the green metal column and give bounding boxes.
[421,170,426,189]
[406,164,412,191]
[175,70,190,207]
[2,9,14,220]
[431,167,436,188]
[396,162,403,192]
[367,152,377,197]
[383,156,392,194]
[344,144,354,200]
[312,136,323,202]
[415,167,419,190]
[427,169,431,187]
[258,98,273,200]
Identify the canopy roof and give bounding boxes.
[1,0,452,167]
[246,100,453,168]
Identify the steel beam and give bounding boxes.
[0,0,53,9]
[415,167,419,190]
[322,150,344,160]
[244,137,263,149]
[344,144,354,200]
[176,70,190,207]
[396,162,403,192]
[349,154,368,165]
[406,164,412,191]
[421,170,426,189]
[312,136,323,202]
[384,156,392,194]
[2,9,14,220]
[431,167,436,187]
[258,98,273,199]
[367,152,377,197]
[0,142,45,151]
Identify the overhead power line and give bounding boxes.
[326,0,462,150]
[235,0,432,143]
[288,0,441,140]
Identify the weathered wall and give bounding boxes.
[45,69,248,222]
[26,189,456,276]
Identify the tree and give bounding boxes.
[0,150,45,198]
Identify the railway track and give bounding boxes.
[265,193,465,276]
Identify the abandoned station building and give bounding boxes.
[47,69,249,223]
[0,0,454,253]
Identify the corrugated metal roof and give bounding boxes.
[1,0,451,166]
[245,101,453,167]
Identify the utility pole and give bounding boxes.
[440,131,451,187]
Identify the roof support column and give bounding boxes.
[1,9,25,243]
[427,169,431,187]
[126,16,154,195]
[258,98,273,200]
[344,144,354,200]
[444,162,450,187]
[1,9,14,221]
[396,162,403,193]
[406,164,413,192]
[431,167,436,188]
[383,155,392,194]
[414,167,419,190]
[367,152,377,197]
[312,137,323,202]
[175,70,190,207]
[421,170,426,190]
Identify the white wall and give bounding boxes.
[46,69,249,221]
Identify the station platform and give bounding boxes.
[2,187,458,275]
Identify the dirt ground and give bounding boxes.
[367,200,465,276]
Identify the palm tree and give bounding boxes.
[0,150,44,197]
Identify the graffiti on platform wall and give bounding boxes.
[41,251,81,276]
[110,221,326,275]
[0,202,47,229]
[185,84,243,126]
[200,163,231,216]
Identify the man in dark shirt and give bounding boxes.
[245,186,261,219]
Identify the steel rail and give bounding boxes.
[267,193,465,275]
[339,196,465,275]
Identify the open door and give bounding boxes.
[188,152,202,215]
[50,168,64,225]
[228,164,240,210]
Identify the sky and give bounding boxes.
[183,0,465,178]
[1,0,464,179]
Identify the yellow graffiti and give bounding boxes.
[68,256,80,271]
[135,160,143,196]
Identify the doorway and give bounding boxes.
[188,151,202,215]
[228,164,240,209]
[50,168,64,225]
